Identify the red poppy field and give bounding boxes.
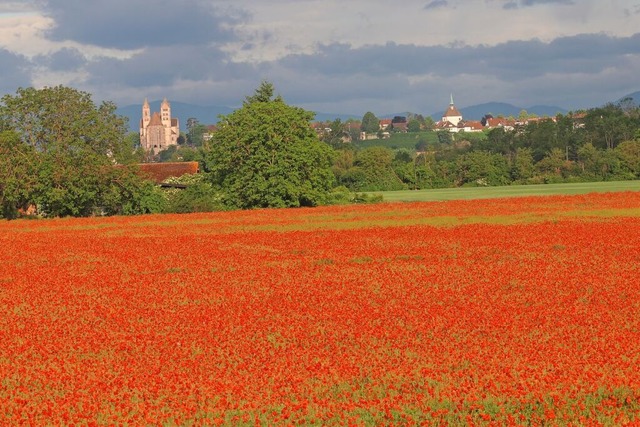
[2,192,640,426]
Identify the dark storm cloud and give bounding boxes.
[84,45,257,88]
[503,0,574,9]
[0,48,32,95]
[275,33,640,81]
[522,0,574,5]
[33,47,87,72]
[39,0,247,50]
[424,0,449,9]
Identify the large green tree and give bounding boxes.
[204,82,335,209]
[361,111,380,134]
[616,139,640,178]
[352,146,406,191]
[0,131,38,218]
[584,103,639,150]
[0,86,158,217]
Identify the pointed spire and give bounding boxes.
[450,93,454,106]
[143,98,149,106]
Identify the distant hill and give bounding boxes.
[430,102,568,121]
[313,112,361,122]
[116,101,235,132]
[117,100,360,131]
[617,91,640,105]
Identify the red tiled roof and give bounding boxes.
[435,120,457,129]
[465,121,484,130]
[149,112,162,126]
[136,162,200,184]
[487,117,516,127]
[444,105,462,117]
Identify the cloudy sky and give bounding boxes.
[1,0,639,117]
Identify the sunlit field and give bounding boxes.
[2,192,640,425]
[374,180,640,202]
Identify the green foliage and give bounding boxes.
[351,147,407,191]
[415,139,428,152]
[325,186,383,205]
[407,119,421,133]
[361,111,380,134]
[160,173,224,213]
[122,132,146,164]
[0,131,38,219]
[455,150,510,186]
[511,148,535,182]
[3,84,639,217]
[354,131,438,151]
[535,148,571,182]
[204,82,335,209]
[244,80,275,104]
[157,145,179,162]
[165,182,224,213]
[100,167,167,216]
[423,116,435,130]
[320,119,353,148]
[186,118,208,147]
[616,140,640,178]
[584,103,639,149]
[0,86,155,218]
[521,119,561,162]
[437,132,453,145]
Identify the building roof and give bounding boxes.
[487,117,516,128]
[443,94,462,118]
[464,120,484,131]
[148,112,163,126]
[443,104,462,117]
[137,162,200,184]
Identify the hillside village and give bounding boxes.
[133,90,611,156]
[308,95,586,144]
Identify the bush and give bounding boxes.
[164,182,225,213]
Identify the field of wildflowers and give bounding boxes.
[1,192,640,425]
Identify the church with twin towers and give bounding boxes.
[139,98,180,154]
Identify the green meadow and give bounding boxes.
[371,180,640,202]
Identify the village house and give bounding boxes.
[391,116,408,132]
[379,118,392,130]
[485,116,516,131]
[434,95,484,133]
[202,125,218,142]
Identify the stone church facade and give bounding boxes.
[139,98,179,153]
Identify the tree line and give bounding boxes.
[1,83,639,219]
[0,83,350,219]
[322,102,640,191]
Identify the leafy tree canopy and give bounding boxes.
[0,131,38,218]
[361,111,380,134]
[204,82,335,209]
[0,86,159,217]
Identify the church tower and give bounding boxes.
[442,94,462,126]
[139,98,180,154]
[161,98,171,128]
[141,98,151,131]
